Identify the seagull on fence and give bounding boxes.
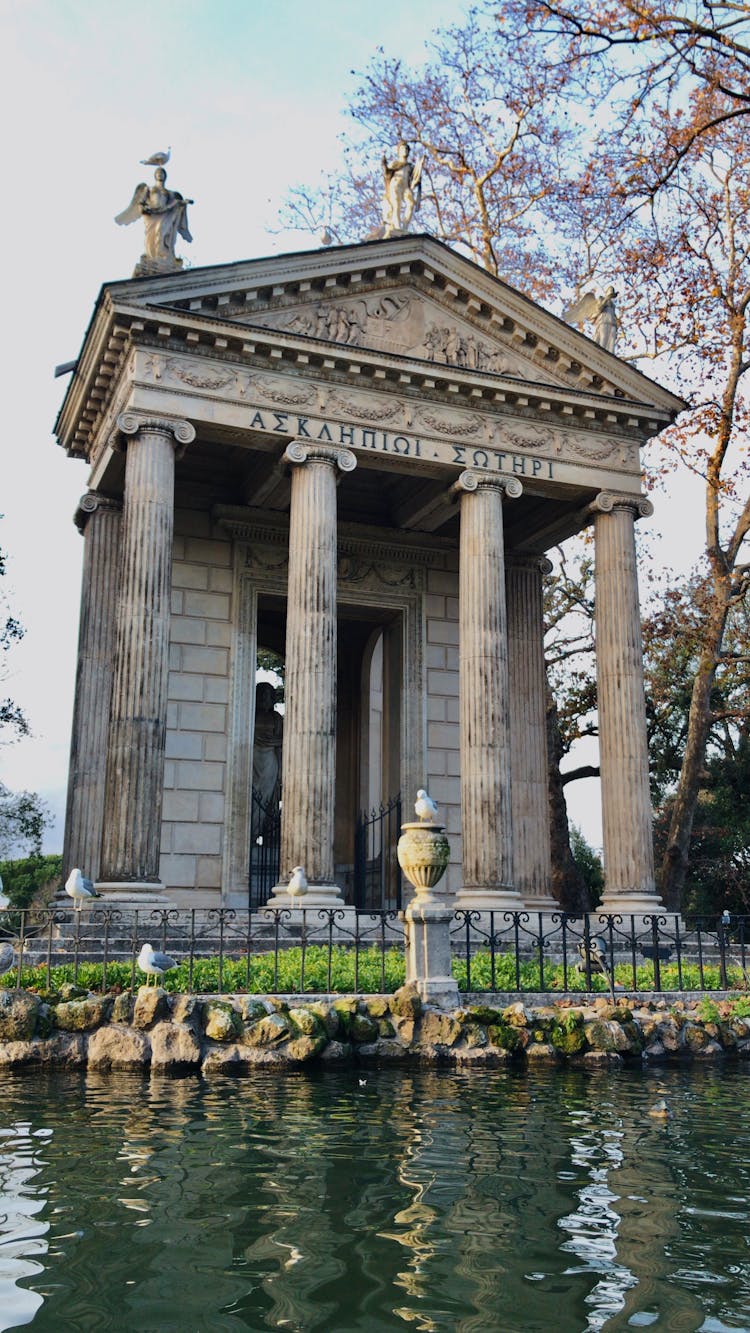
[65,868,100,911]
[137,942,178,987]
[415,789,439,823]
[288,866,308,899]
[140,147,171,166]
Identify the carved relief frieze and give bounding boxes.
[338,557,425,591]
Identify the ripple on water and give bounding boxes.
[0,1066,749,1331]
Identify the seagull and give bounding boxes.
[288,866,308,898]
[0,874,9,911]
[140,147,171,166]
[0,940,15,975]
[65,868,100,911]
[137,942,178,987]
[415,789,439,822]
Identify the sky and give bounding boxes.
[0,0,705,858]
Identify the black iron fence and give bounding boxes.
[0,905,749,997]
[353,795,403,911]
[451,910,750,994]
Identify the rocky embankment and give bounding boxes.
[1,984,750,1073]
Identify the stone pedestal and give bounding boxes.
[454,472,525,912]
[63,493,121,881]
[268,442,356,909]
[507,555,556,911]
[398,816,458,1009]
[99,413,194,896]
[593,492,664,915]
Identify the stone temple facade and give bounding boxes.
[55,235,682,916]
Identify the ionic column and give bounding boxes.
[99,412,195,890]
[62,492,122,881]
[593,492,662,913]
[270,442,356,907]
[506,554,556,911]
[454,471,525,912]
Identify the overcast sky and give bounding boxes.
[0,0,703,857]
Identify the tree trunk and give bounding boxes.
[546,681,591,914]
[660,596,730,909]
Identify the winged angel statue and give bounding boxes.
[115,161,193,276]
[381,140,424,238]
[562,285,618,353]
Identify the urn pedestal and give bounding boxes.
[397,820,459,1010]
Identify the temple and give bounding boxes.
[55,235,682,916]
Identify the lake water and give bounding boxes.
[1,1064,749,1332]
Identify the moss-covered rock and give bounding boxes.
[549,1013,586,1056]
[526,1042,559,1061]
[133,986,170,1029]
[54,995,112,1032]
[240,997,270,1024]
[584,1019,631,1053]
[172,994,202,1025]
[459,1022,488,1049]
[390,983,422,1019]
[466,1004,504,1026]
[503,1002,531,1027]
[365,997,390,1019]
[417,1011,461,1048]
[241,1013,291,1048]
[288,1007,323,1038]
[486,1022,522,1053]
[286,1034,328,1062]
[350,1012,379,1043]
[308,1002,339,1038]
[683,1022,711,1053]
[0,990,40,1041]
[58,983,88,1002]
[332,998,358,1036]
[112,992,134,1024]
[204,1002,242,1042]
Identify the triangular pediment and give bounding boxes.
[102,235,684,414]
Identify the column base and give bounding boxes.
[265,881,351,914]
[454,887,526,914]
[522,894,560,914]
[598,890,667,918]
[95,881,173,908]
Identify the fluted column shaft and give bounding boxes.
[276,442,356,893]
[100,413,194,884]
[507,555,555,909]
[455,471,524,909]
[62,493,122,880]
[594,493,661,910]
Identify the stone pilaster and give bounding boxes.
[269,442,356,908]
[62,492,122,881]
[593,492,663,913]
[454,471,525,912]
[506,554,556,911]
[99,413,195,892]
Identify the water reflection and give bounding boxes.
[0,1067,749,1330]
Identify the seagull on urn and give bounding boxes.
[414,789,439,823]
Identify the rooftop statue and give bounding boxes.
[562,285,618,353]
[381,140,423,238]
[115,155,193,277]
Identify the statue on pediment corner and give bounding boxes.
[380,140,424,238]
[115,162,193,277]
[563,285,618,353]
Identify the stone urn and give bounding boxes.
[397,821,450,901]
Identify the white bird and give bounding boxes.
[319,227,333,246]
[288,866,308,898]
[65,868,100,911]
[0,873,9,911]
[415,789,439,822]
[0,939,15,976]
[137,942,178,987]
[140,147,171,166]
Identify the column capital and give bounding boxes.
[505,552,554,577]
[74,490,122,534]
[589,490,654,520]
[114,412,196,456]
[453,470,523,499]
[282,440,357,473]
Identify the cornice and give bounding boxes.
[213,504,453,564]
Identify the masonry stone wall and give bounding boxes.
[160,509,233,902]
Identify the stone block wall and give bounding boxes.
[160,509,233,902]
